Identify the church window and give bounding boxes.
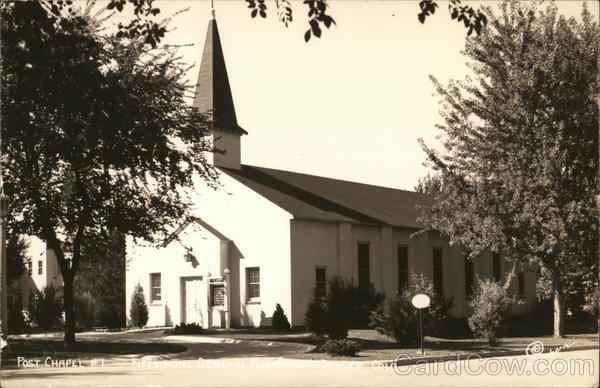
[358,243,370,289]
[247,267,260,300]
[150,273,161,302]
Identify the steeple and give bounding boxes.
[194,9,246,169]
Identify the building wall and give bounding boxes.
[290,219,537,326]
[126,171,293,328]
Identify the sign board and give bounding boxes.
[411,294,431,309]
[210,277,224,283]
[210,284,225,307]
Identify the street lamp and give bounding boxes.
[0,192,10,339]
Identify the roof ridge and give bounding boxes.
[222,166,388,225]
[242,164,431,197]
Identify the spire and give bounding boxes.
[193,10,247,135]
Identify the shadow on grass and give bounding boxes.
[3,339,187,364]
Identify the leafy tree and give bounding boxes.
[1,2,216,344]
[74,232,126,328]
[419,1,598,337]
[29,285,64,331]
[468,277,516,346]
[40,0,485,45]
[129,283,149,327]
[414,173,443,195]
[6,235,30,283]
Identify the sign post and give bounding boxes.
[411,294,431,355]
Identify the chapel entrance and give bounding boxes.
[180,276,206,326]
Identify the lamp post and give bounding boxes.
[0,192,10,339]
[411,294,431,356]
[223,268,230,330]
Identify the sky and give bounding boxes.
[115,0,594,191]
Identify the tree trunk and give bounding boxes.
[553,272,565,338]
[63,274,76,346]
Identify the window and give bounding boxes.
[433,248,443,295]
[27,260,32,276]
[398,246,409,291]
[518,272,525,298]
[247,267,260,299]
[492,253,501,282]
[150,273,161,303]
[357,243,370,289]
[38,260,43,275]
[464,257,474,297]
[7,295,13,310]
[315,267,327,298]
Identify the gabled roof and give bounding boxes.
[164,216,231,247]
[193,15,247,135]
[221,165,434,229]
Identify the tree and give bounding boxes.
[6,235,30,284]
[40,0,486,45]
[74,232,126,328]
[1,2,217,344]
[414,173,443,195]
[419,1,598,337]
[129,283,149,327]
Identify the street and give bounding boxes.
[2,346,598,387]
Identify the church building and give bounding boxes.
[124,11,536,329]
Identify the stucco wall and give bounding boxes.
[290,219,536,326]
[126,171,293,328]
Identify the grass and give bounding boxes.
[193,329,599,361]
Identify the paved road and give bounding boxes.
[2,341,598,387]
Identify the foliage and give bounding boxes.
[418,0,598,337]
[74,232,126,328]
[271,303,291,332]
[304,276,384,339]
[6,235,30,283]
[324,276,385,339]
[320,339,360,357]
[34,0,484,46]
[468,278,516,346]
[8,304,27,334]
[304,287,328,337]
[414,173,442,196]
[173,322,203,334]
[1,1,216,344]
[129,283,149,328]
[74,291,97,329]
[370,272,454,346]
[28,286,64,331]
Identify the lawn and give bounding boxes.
[192,328,599,361]
[1,339,187,367]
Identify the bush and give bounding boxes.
[173,322,203,334]
[304,288,328,337]
[28,285,63,330]
[320,339,360,357]
[304,276,385,339]
[468,277,515,346]
[129,283,149,327]
[8,306,26,334]
[369,272,454,347]
[271,303,291,332]
[75,292,97,329]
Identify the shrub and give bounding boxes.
[28,285,63,330]
[129,283,149,327]
[173,322,203,334]
[468,277,515,346]
[8,306,26,334]
[369,272,454,347]
[304,288,328,337]
[75,291,97,329]
[320,339,360,357]
[324,276,354,339]
[271,303,291,332]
